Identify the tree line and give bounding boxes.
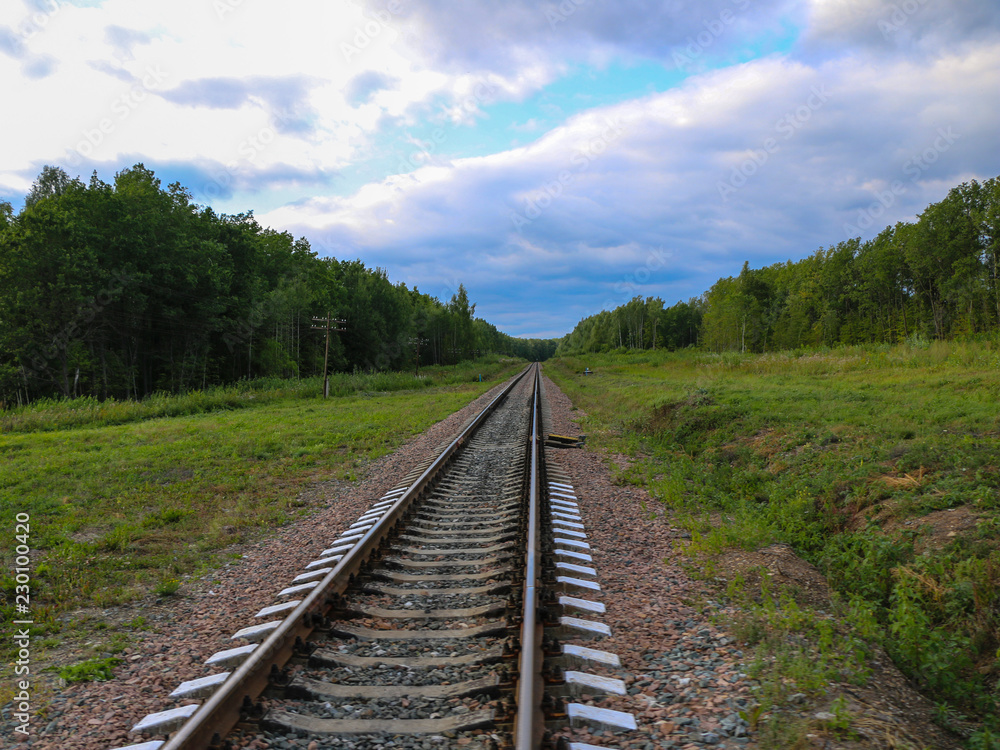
[557,295,702,355]
[558,174,1000,355]
[0,164,555,405]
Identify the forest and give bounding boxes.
[7,165,998,404]
[558,174,1000,355]
[0,165,556,405]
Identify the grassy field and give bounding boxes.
[546,341,1000,743]
[0,358,524,687]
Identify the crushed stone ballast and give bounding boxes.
[111,364,636,750]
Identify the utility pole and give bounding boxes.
[311,313,346,398]
[408,336,427,377]
[652,318,658,350]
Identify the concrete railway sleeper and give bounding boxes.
[112,365,636,750]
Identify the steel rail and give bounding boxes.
[514,363,545,749]
[158,364,533,750]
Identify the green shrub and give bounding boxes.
[58,657,120,683]
[98,525,135,552]
[819,531,911,608]
[153,578,181,596]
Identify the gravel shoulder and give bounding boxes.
[543,375,759,750]
[540,374,965,750]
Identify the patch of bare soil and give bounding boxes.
[890,505,983,554]
[817,653,967,750]
[713,543,833,610]
[712,543,964,749]
[857,492,986,556]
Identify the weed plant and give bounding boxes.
[57,656,120,683]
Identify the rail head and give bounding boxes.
[514,363,545,749]
[154,364,534,750]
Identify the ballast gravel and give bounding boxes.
[264,693,496,721]
[7,372,762,750]
[300,662,511,688]
[540,374,760,750]
[348,592,503,609]
[325,640,503,660]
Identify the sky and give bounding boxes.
[2,0,999,338]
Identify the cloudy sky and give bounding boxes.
[2,0,999,337]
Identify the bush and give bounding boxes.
[153,578,181,596]
[58,657,120,683]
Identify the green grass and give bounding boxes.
[153,577,181,596]
[0,357,520,434]
[0,357,524,693]
[547,341,1000,736]
[57,656,121,684]
[724,577,874,748]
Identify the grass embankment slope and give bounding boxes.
[0,358,523,695]
[547,342,1000,744]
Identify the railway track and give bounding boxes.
[113,364,635,750]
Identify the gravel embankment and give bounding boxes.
[542,375,758,750]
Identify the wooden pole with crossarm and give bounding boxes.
[311,313,347,398]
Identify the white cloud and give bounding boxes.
[261,41,1000,335]
[1,0,562,192]
[392,0,805,73]
[802,0,1000,56]
[4,0,999,336]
